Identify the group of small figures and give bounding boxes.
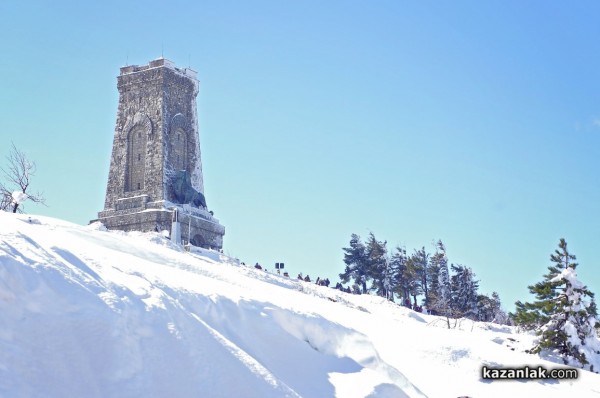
[403,298,424,313]
[249,264,432,307]
[249,263,357,294]
[298,274,356,294]
[296,274,330,287]
[252,262,291,277]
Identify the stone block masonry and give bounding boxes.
[92,58,225,249]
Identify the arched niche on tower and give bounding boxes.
[124,113,152,192]
[169,114,189,172]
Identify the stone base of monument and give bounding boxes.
[92,200,224,250]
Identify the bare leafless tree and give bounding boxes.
[0,185,12,211]
[1,143,46,213]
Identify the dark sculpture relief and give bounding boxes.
[169,170,207,208]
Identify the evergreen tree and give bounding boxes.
[365,233,391,299]
[412,247,430,307]
[426,257,440,312]
[430,240,451,316]
[450,264,479,320]
[512,238,576,330]
[490,292,510,324]
[339,234,369,294]
[405,253,423,307]
[478,292,509,324]
[390,246,410,304]
[477,294,495,322]
[511,239,600,370]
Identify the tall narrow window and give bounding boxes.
[126,126,147,191]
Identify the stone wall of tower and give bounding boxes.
[104,64,165,210]
[94,58,224,250]
[161,66,203,196]
[102,58,202,210]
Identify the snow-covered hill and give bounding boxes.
[1,212,599,397]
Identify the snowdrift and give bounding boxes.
[1,212,599,397]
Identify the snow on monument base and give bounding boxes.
[94,202,224,249]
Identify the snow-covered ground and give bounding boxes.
[1,212,599,397]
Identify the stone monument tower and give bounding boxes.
[94,58,225,249]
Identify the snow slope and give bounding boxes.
[1,212,599,397]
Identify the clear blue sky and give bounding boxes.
[1,1,599,312]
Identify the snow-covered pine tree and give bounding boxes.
[365,233,391,299]
[426,244,441,313]
[512,239,600,370]
[382,259,394,301]
[405,252,424,307]
[430,240,451,316]
[390,246,409,304]
[450,264,479,320]
[490,292,510,324]
[477,294,495,322]
[477,292,509,323]
[512,238,575,330]
[339,234,370,294]
[413,247,430,308]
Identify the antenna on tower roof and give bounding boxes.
[126,51,129,66]
[161,43,164,59]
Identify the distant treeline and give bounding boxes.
[339,233,509,324]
